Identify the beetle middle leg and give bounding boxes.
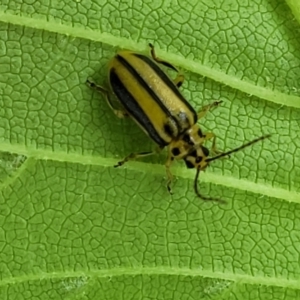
[165,154,175,194]
[204,132,231,158]
[204,132,222,155]
[114,146,164,167]
[197,101,222,119]
[148,43,184,88]
[86,79,128,118]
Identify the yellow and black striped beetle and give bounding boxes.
[87,44,270,203]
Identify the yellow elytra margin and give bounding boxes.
[87,43,270,203]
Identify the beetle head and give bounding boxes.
[183,145,210,170]
[169,124,206,160]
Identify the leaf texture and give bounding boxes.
[0,0,300,299]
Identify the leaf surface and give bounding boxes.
[0,0,300,299]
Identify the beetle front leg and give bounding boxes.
[114,146,164,167]
[148,43,184,88]
[197,101,222,119]
[165,154,175,194]
[86,79,128,118]
[204,132,227,156]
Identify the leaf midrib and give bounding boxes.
[1,142,298,203]
[0,266,299,290]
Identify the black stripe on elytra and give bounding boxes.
[116,55,180,138]
[110,69,168,147]
[134,54,198,125]
[116,54,179,138]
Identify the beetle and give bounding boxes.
[87,43,270,203]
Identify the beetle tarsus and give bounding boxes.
[114,161,124,168]
[167,184,173,195]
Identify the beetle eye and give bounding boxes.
[183,134,194,145]
[189,149,197,157]
[183,134,190,142]
[201,146,209,157]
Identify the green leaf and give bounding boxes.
[0,0,300,299]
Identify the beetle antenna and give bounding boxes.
[206,134,271,163]
[194,168,225,204]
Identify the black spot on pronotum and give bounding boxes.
[184,158,194,169]
[183,134,194,145]
[201,145,209,157]
[198,128,203,138]
[171,147,180,156]
[183,134,190,143]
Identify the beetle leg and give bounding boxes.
[204,132,221,155]
[173,74,185,88]
[148,43,184,88]
[149,43,179,72]
[211,135,222,155]
[86,79,128,118]
[165,154,174,194]
[114,146,164,167]
[204,132,228,157]
[197,101,222,119]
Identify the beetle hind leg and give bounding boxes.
[148,43,184,88]
[86,79,128,118]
